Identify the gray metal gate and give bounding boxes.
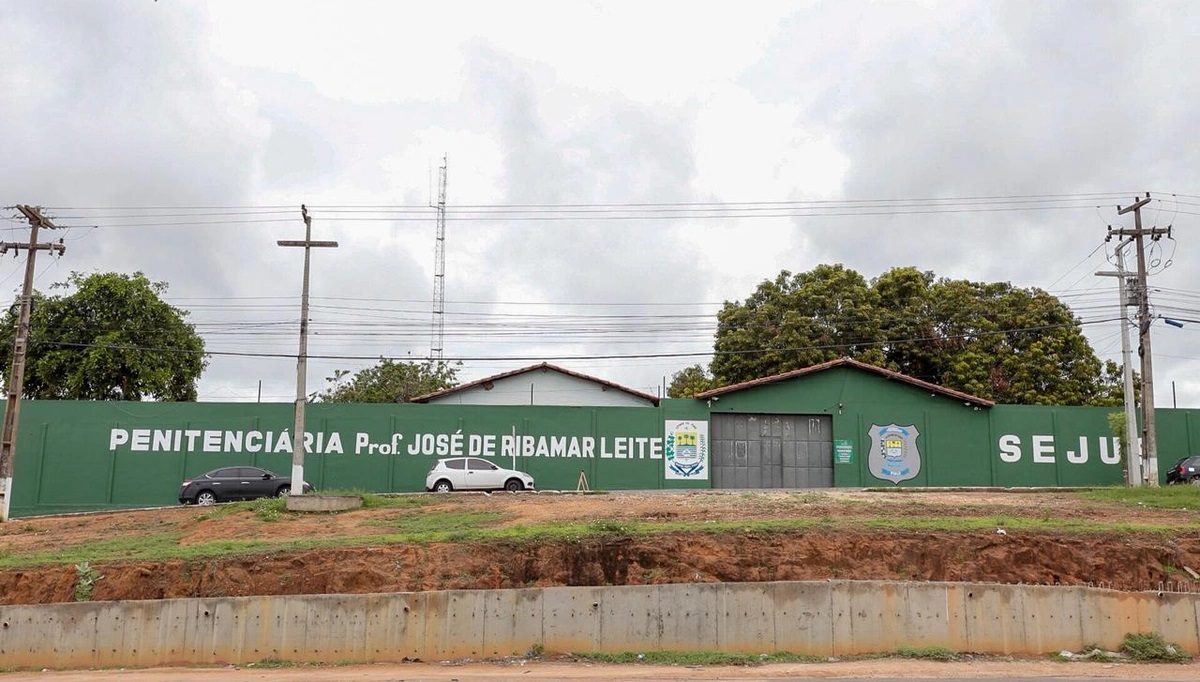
[711,414,833,488]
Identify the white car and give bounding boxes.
[424,457,535,492]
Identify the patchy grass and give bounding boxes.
[363,510,508,538]
[1,492,1196,570]
[251,497,285,522]
[1082,486,1200,510]
[244,657,300,669]
[584,519,638,535]
[0,533,183,569]
[193,498,287,523]
[362,493,436,509]
[572,651,822,666]
[241,657,364,669]
[854,516,1181,535]
[193,503,244,521]
[710,491,837,514]
[895,645,958,661]
[192,492,436,523]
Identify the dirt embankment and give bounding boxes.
[1,490,1198,605]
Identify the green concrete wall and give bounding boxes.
[700,366,1193,488]
[990,405,1122,487]
[8,399,711,517]
[4,364,1199,516]
[1155,408,1200,471]
[705,367,994,487]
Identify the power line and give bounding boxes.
[42,205,1126,228]
[41,192,1147,228]
[27,301,1119,339]
[29,317,1120,363]
[43,191,1141,212]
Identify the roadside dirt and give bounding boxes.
[3,658,1200,681]
[1,490,1198,605]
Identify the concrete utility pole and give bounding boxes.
[0,206,65,522]
[1110,193,1171,486]
[277,205,337,496]
[1096,238,1140,486]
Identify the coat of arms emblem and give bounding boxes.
[665,420,708,479]
[868,424,921,484]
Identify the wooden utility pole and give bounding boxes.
[0,206,65,522]
[277,205,337,496]
[1112,193,1171,486]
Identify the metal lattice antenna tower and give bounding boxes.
[431,155,448,361]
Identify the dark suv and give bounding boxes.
[1165,456,1200,485]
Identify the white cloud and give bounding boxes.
[4,0,1200,408]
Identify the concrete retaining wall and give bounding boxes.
[1,581,1197,668]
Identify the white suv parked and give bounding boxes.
[424,457,535,492]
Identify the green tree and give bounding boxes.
[871,266,940,380]
[667,364,718,398]
[711,264,1124,406]
[1094,360,1135,406]
[1107,411,1129,466]
[711,264,884,383]
[0,271,206,400]
[316,358,459,403]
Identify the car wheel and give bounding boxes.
[504,478,524,492]
[276,485,291,497]
[1190,476,1200,486]
[195,490,217,506]
[433,479,453,493]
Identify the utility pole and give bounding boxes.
[1111,193,1171,486]
[1096,238,1140,485]
[277,205,337,496]
[0,206,65,522]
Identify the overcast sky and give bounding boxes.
[2,0,1199,406]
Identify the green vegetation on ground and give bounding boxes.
[72,562,102,601]
[894,645,958,661]
[3,489,1197,569]
[2,511,1191,570]
[572,651,823,666]
[1081,485,1200,510]
[1120,632,1191,662]
[363,510,508,536]
[574,648,965,666]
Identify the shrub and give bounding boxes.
[1120,632,1190,662]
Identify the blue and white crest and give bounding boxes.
[868,423,921,484]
